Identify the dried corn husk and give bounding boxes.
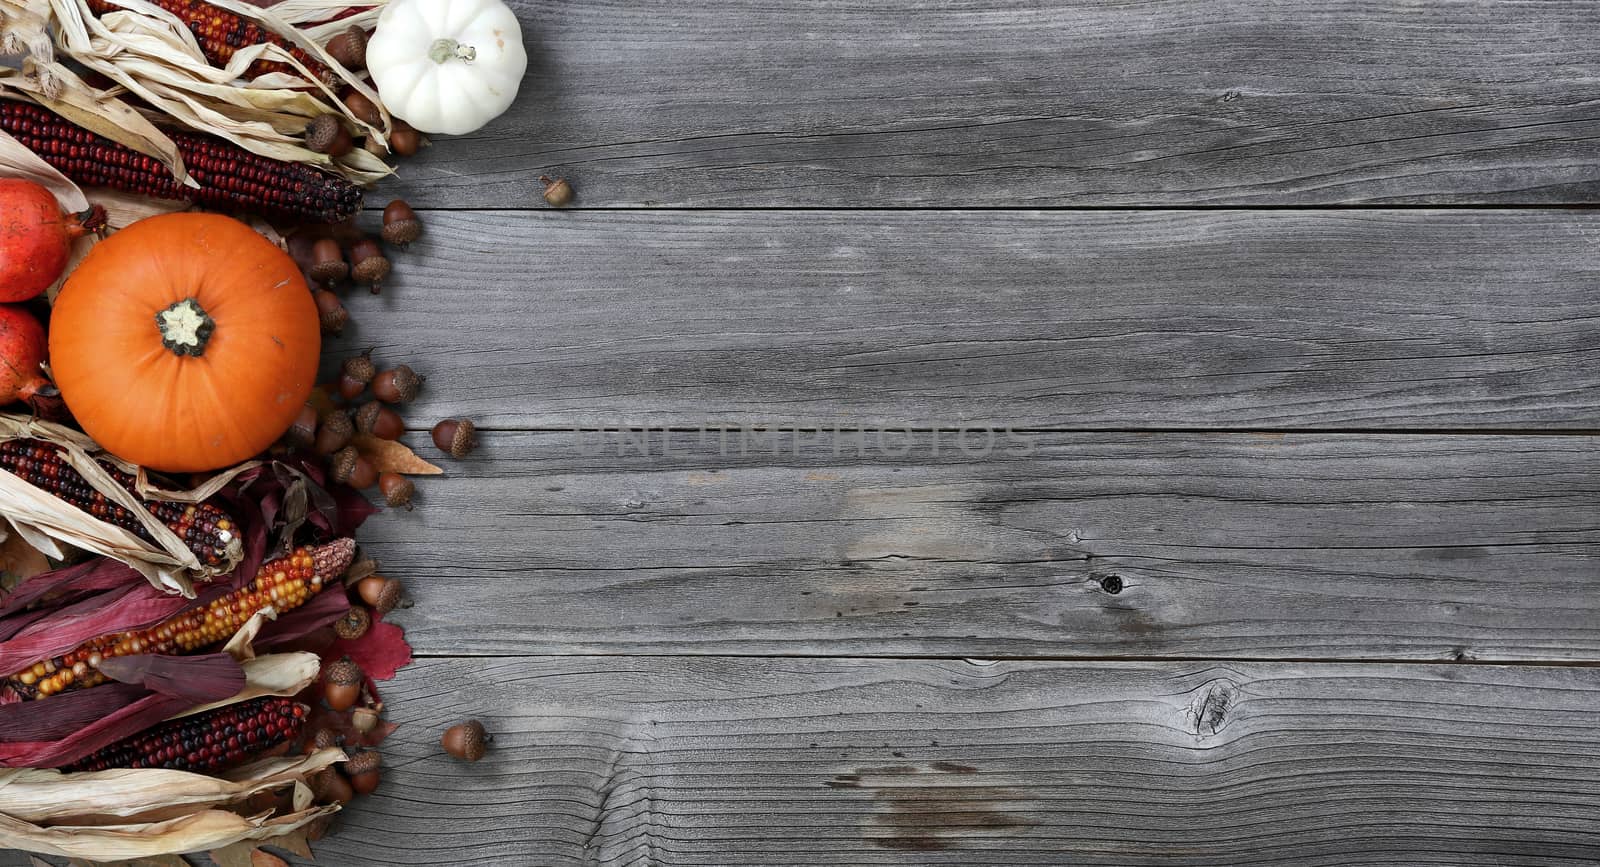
[0,414,258,595]
[38,0,394,184]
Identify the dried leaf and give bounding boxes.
[251,848,290,867]
[352,434,443,476]
[0,126,89,210]
[325,619,410,683]
[0,520,52,591]
[268,828,312,859]
[210,842,257,867]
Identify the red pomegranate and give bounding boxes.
[0,304,52,408]
[0,179,105,303]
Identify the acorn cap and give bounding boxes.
[308,239,348,286]
[381,218,422,247]
[353,400,383,434]
[334,605,371,640]
[325,656,363,686]
[342,350,377,386]
[372,578,405,616]
[344,749,381,776]
[305,115,344,154]
[442,720,489,761]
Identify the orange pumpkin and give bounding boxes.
[50,213,320,472]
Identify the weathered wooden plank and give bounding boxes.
[384,0,1600,208]
[296,658,1600,866]
[330,210,1599,429]
[363,430,1599,660]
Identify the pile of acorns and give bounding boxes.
[304,199,420,339]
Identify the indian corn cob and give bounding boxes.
[84,0,332,84]
[0,438,241,568]
[3,538,355,700]
[64,696,309,773]
[0,101,363,224]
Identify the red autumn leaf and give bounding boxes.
[326,619,411,682]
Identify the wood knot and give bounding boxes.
[1188,679,1239,736]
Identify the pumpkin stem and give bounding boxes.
[156,298,216,358]
[428,38,476,64]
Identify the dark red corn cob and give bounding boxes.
[3,539,355,700]
[64,697,309,773]
[84,0,331,83]
[0,439,240,568]
[0,101,363,224]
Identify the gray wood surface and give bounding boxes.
[366,430,1599,660]
[386,0,1600,208]
[330,209,1600,430]
[289,657,1600,866]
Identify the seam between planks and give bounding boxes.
[405,652,1600,667]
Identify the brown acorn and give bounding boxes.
[312,728,340,751]
[345,750,381,794]
[441,720,490,762]
[371,365,423,404]
[539,175,573,207]
[309,768,353,805]
[322,657,363,712]
[285,403,319,450]
[356,575,407,617]
[381,200,422,247]
[305,115,353,157]
[354,401,405,440]
[315,410,354,456]
[327,25,367,69]
[388,121,425,157]
[431,418,477,459]
[308,239,348,287]
[334,605,371,640]
[314,289,348,335]
[378,472,415,510]
[331,446,378,488]
[342,90,383,126]
[348,238,390,294]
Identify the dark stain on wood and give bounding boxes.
[828,762,1028,851]
[1190,679,1240,735]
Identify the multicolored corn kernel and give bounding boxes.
[84,0,331,83]
[4,539,356,700]
[0,438,240,568]
[64,697,309,772]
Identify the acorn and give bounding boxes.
[327,25,367,70]
[314,409,354,456]
[322,657,363,712]
[342,90,383,126]
[356,575,407,617]
[345,750,381,794]
[309,768,353,805]
[378,472,415,510]
[354,401,405,440]
[381,200,422,247]
[388,121,425,157]
[305,114,353,157]
[334,605,371,640]
[285,403,319,450]
[331,446,378,489]
[313,728,340,751]
[338,350,376,400]
[348,238,390,293]
[351,706,381,734]
[431,418,477,459]
[441,720,490,762]
[539,175,574,207]
[308,238,348,287]
[371,365,423,404]
[314,289,348,335]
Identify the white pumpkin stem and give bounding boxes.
[428,38,477,64]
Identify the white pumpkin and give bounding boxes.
[366,0,528,136]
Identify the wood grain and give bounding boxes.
[293,657,1600,866]
[383,0,1600,208]
[362,430,1600,660]
[328,209,1600,430]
